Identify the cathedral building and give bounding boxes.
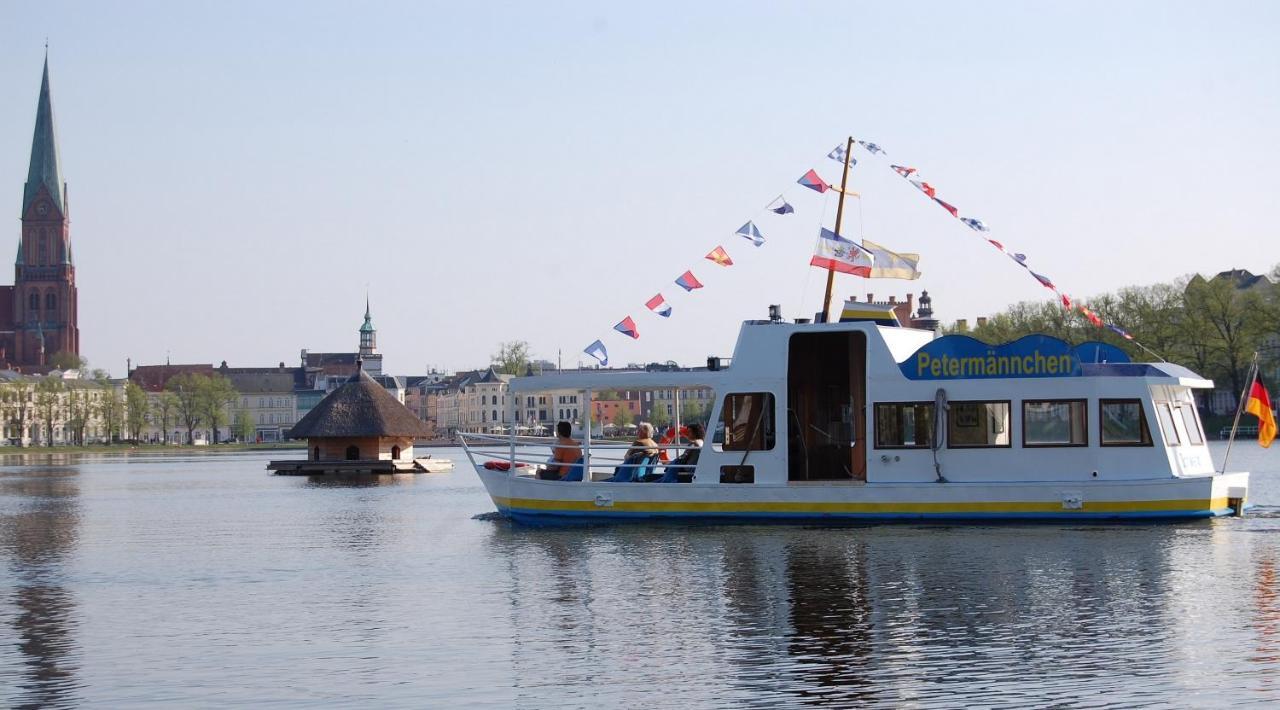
[0,56,79,371]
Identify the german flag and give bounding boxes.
[1245,373,1277,448]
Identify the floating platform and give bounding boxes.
[268,457,453,475]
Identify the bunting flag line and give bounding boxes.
[862,239,921,280]
[675,270,704,292]
[811,228,873,276]
[828,143,855,165]
[798,169,830,193]
[856,137,1152,350]
[706,246,734,266]
[735,221,765,246]
[584,339,609,366]
[645,294,672,317]
[613,316,640,339]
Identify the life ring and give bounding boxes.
[656,425,691,462]
[483,460,512,471]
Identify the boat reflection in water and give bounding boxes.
[483,517,1280,706]
[0,465,83,709]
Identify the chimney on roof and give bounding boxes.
[976,316,988,328]
[867,293,874,303]
[888,296,897,304]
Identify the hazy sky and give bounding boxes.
[2,1,1277,376]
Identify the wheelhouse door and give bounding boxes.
[787,332,867,481]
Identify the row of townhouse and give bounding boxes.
[416,366,715,438]
[0,369,123,446]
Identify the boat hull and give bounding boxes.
[476,467,1249,524]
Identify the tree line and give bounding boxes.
[958,266,1280,398]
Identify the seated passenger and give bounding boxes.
[538,421,582,480]
[624,422,660,463]
[670,422,705,469]
[657,422,704,482]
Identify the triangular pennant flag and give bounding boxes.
[767,195,795,215]
[934,197,959,218]
[891,165,916,178]
[645,294,672,317]
[735,221,765,246]
[1079,305,1104,328]
[960,217,989,232]
[613,316,639,339]
[797,169,830,193]
[857,140,884,155]
[705,246,734,266]
[675,270,703,292]
[1061,293,1073,310]
[1031,272,1055,290]
[584,340,609,366]
[909,180,936,198]
[1105,323,1134,341]
[827,144,855,165]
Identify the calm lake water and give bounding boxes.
[2,444,1279,708]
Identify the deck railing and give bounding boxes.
[459,432,695,481]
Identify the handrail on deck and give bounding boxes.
[460,431,696,479]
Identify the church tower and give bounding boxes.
[358,298,383,376]
[12,54,79,368]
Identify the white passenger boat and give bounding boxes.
[462,137,1250,523]
[461,306,1250,523]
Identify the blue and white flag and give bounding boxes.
[857,140,884,155]
[736,220,765,247]
[584,340,609,366]
[828,143,855,165]
[767,195,795,215]
[960,217,989,232]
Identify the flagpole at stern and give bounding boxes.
[822,136,856,323]
[1221,351,1259,474]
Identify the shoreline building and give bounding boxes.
[0,56,80,370]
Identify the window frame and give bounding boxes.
[1021,398,1089,448]
[717,392,776,452]
[1098,398,1153,447]
[1156,403,1181,446]
[1175,403,1205,446]
[873,401,935,449]
[946,399,1013,449]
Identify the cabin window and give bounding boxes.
[345,445,359,460]
[716,392,775,451]
[1099,399,1153,446]
[874,402,934,448]
[947,401,1011,448]
[1176,404,1205,446]
[313,446,320,460]
[391,445,401,460]
[1156,404,1181,446]
[1022,399,1087,447]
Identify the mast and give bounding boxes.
[821,136,856,323]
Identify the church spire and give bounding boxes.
[23,52,65,217]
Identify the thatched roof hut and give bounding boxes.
[276,367,432,472]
